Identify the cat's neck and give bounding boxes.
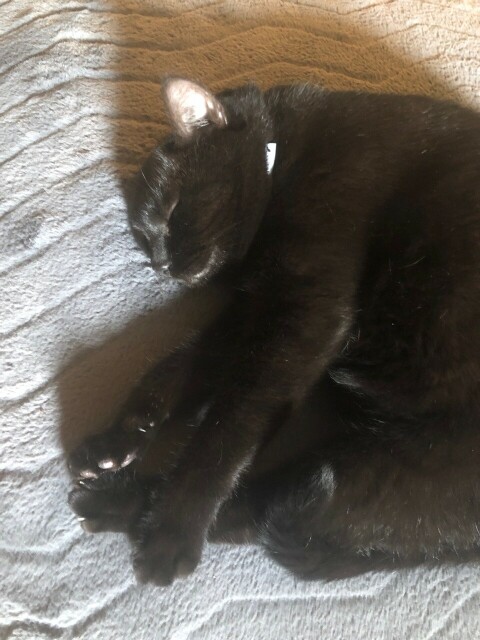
[265,84,328,188]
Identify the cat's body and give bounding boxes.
[69,80,480,585]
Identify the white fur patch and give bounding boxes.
[266,142,277,174]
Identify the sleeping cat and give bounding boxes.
[68,77,480,586]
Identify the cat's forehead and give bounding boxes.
[151,138,194,175]
[150,144,179,172]
[155,131,230,182]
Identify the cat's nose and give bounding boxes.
[159,263,170,275]
[150,239,171,275]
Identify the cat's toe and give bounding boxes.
[68,430,144,479]
[133,525,203,586]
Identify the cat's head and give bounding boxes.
[128,78,273,286]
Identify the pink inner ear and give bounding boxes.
[164,78,227,137]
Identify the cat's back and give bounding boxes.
[270,84,480,152]
[270,86,479,204]
[266,85,480,412]
[268,86,480,250]
[320,93,480,411]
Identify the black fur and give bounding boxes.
[68,79,480,585]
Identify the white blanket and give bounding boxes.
[1,1,480,638]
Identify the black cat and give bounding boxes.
[69,77,480,586]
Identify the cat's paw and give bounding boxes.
[68,427,147,479]
[68,470,146,533]
[133,522,204,586]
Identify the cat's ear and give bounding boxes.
[162,77,228,139]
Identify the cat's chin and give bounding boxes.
[170,247,223,288]
[177,271,216,289]
[153,270,214,289]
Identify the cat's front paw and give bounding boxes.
[133,521,204,586]
[68,427,147,479]
[68,469,146,533]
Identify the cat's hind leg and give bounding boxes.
[207,461,391,578]
[258,410,480,579]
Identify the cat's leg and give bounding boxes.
[259,411,480,579]
[67,288,245,481]
[130,292,353,585]
[68,413,196,533]
[205,467,380,579]
[209,377,347,545]
[68,376,337,541]
[69,470,257,542]
[67,339,214,480]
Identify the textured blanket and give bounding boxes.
[1,1,479,638]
